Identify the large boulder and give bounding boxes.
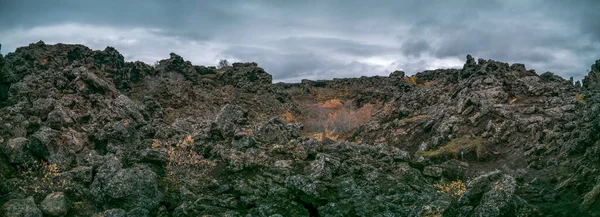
[155,53,199,83]
[3,137,33,164]
[212,104,248,138]
[40,192,70,217]
[458,171,540,217]
[90,156,162,210]
[1,196,43,217]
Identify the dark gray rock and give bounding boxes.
[423,166,443,178]
[458,171,540,217]
[1,42,600,217]
[220,62,273,93]
[90,156,162,210]
[212,104,248,138]
[40,192,70,217]
[65,166,93,183]
[1,196,43,217]
[583,59,600,89]
[3,137,33,164]
[254,117,302,144]
[46,105,73,129]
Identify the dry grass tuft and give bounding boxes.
[404,75,417,85]
[576,94,586,103]
[418,136,485,159]
[16,160,67,198]
[280,111,297,123]
[315,99,343,109]
[403,114,429,123]
[153,136,216,185]
[303,100,375,141]
[433,180,466,198]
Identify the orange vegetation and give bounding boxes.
[280,112,297,123]
[303,99,375,141]
[315,99,343,109]
[433,180,466,198]
[404,75,417,85]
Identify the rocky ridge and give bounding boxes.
[0,42,599,216]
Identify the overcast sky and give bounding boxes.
[1,0,599,82]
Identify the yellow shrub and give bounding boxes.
[404,75,417,85]
[280,112,297,123]
[576,94,586,103]
[153,136,216,185]
[433,180,466,198]
[16,160,67,198]
[311,130,340,142]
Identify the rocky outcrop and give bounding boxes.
[220,62,273,93]
[1,42,599,216]
[457,171,540,216]
[583,59,600,90]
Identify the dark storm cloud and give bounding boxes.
[275,37,397,57]
[401,39,431,58]
[222,45,384,82]
[1,0,599,81]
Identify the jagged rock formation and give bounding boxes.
[583,59,600,90]
[0,41,599,216]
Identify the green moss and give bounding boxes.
[418,136,484,158]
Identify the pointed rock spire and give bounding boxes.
[583,59,600,89]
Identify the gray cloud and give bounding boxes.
[0,0,599,82]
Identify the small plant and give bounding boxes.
[165,107,180,124]
[375,137,387,143]
[433,180,466,198]
[153,136,216,185]
[16,160,67,199]
[151,139,161,149]
[218,59,229,69]
[311,131,340,142]
[280,111,297,123]
[576,94,586,103]
[404,75,417,85]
